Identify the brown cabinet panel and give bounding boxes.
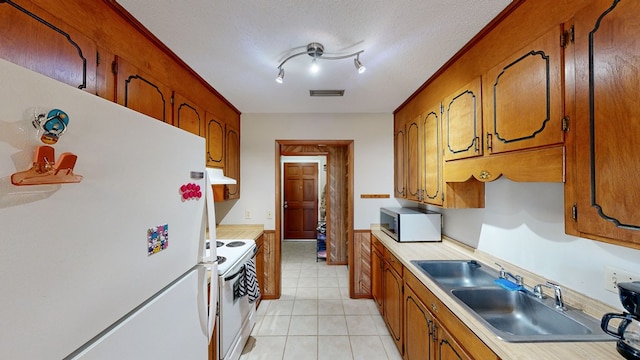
[404,285,433,360]
[225,120,240,199]
[371,235,384,314]
[351,230,372,298]
[173,92,205,137]
[435,323,473,360]
[570,0,640,247]
[205,113,225,168]
[421,105,443,206]
[406,118,421,201]
[443,78,483,161]
[114,56,172,123]
[0,0,97,93]
[383,258,403,354]
[484,25,564,155]
[394,118,407,198]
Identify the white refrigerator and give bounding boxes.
[0,59,217,359]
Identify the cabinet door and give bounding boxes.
[224,119,240,199]
[406,116,421,201]
[484,25,564,154]
[404,285,434,360]
[435,321,473,360]
[394,119,407,198]
[371,244,384,314]
[205,112,225,168]
[443,78,483,161]
[571,0,640,246]
[255,234,264,306]
[421,104,443,206]
[173,92,205,137]
[114,56,172,123]
[383,263,403,354]
[0,0,97,93]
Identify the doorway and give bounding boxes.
[275,140,353,266]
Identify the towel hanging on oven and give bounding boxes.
[238,258,261,303]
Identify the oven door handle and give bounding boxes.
[224,266,245,282]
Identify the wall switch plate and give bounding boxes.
[244,210,251,219]
[266,210,273,219]
[604,266,640,293]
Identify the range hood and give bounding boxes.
[206,167,237,185]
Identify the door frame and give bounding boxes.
[274,139,354,269]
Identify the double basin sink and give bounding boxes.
[411,259,612,342]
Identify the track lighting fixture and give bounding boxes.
[275,42,365,84]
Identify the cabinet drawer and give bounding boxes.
[371,234,384,253]
[384,249,403,275]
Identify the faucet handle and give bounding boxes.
[494,262,506,277]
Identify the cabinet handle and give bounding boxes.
[479,170,491,180]
[486,132,492,151]
[430,302,438,314]
[474,136,480,152]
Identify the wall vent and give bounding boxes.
[309,90,345,97]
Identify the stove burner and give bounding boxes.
[217,256,226,265]
[216,241,224,248]
[226,241,246,248]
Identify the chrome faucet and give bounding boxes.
[495,263,523,285]
[533,281,566,311]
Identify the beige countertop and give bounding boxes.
[215,224,264,241]
[371,228,620,360]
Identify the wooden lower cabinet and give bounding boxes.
[383,253,403,354]
[260,231,279,299]
[371,236,384,314]
[435,322,472,360]
[404,285,434,360]
[255,234,264,307]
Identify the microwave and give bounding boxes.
[380,207,442,242]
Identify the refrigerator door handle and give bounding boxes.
[200,262,218,344]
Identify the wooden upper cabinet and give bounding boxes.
[114,56,172,123]
[569,0,640,247]
[421,105,443,206]
[0,0,97,93]
[205,112,225,168]
[443,78,483,161]
[173,92,205,137]
[394,118,407,198]
[406,117,421,201]
[484,25,565,155]
[224,119,240,199]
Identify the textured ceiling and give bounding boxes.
[115,0,511,114]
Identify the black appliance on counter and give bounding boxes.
[602,281,640,359]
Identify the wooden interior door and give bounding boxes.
[283,162,318,239]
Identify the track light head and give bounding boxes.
[354,55,366,74]
[276,68,284,84]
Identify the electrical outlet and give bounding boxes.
[266,210,273,219]
[244,210,251,219]
[604,266,640,293]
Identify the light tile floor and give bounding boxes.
[240,240,402,360]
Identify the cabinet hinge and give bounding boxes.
[170,95,175,105]
[562,116,570,132]
[96,51,101,66]
[561,26,575,48]
[572,203,578,221]
[111,60,118,75]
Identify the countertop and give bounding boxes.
[215,224,264,241]
[371,228,620,360]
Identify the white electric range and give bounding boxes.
[207,238,257,360]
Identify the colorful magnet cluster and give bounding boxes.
[147,224,168,256]
[180,183,202,200]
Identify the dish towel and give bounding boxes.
[240,258,261,303]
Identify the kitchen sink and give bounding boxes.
[451,287,612,342]
[410,260,613,342]
[411,260,498,289]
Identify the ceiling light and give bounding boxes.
[275,42,365,83]
[354,55,366,74]
[276,68,284,83]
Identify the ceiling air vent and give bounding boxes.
[309,90,345,97]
